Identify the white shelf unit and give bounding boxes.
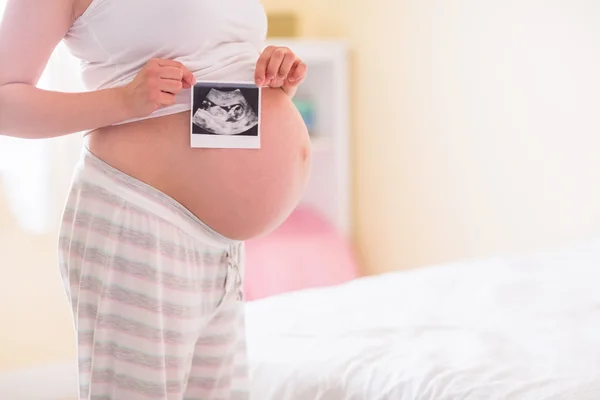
[265,38,352,237]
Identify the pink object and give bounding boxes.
[243,205,360,301]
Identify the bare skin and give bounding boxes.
[0,0,311,240]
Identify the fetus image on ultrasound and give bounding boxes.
[192,84,259,136]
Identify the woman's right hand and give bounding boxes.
[120,58,196,118]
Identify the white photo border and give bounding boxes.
[190,80,261,149]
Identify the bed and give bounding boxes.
[244,238,600,400]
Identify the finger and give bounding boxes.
[159,92,177,106]
[159,79,183,95]
[288,60,307,83]
[269,76,286,88]
[156,59,196,86]
[266,48,288,83]
[159,66,185,81]
[181,67,196,87]
[277,52,297,80]
[255,46,277,86]
[156,58,185,69]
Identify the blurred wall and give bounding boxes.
[262,0,600,274]
[0,188,76,371]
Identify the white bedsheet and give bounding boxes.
[244,239,600,400]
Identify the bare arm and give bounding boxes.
[0,0,132,139]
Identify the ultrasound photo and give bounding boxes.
[190,81,261,149]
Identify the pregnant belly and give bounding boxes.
[87,87,312,240]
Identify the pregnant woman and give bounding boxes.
[0,0,311,398]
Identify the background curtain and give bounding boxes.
[0,2,84,234]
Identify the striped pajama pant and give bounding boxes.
[58,147,249,400]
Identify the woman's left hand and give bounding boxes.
[254,46,307,97]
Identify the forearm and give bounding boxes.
[0,83,132,139]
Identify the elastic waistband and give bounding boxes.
[77,146,240,249]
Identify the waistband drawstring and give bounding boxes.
[225,243,243,301]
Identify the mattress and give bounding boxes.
[244,239,600,400]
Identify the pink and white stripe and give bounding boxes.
[57,147,248,400]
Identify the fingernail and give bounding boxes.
[256,79,263,86]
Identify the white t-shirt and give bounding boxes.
[62,0,268,125]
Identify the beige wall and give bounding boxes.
[3,0,600,371]
[263,0,600,274]
[0,186,76,372]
